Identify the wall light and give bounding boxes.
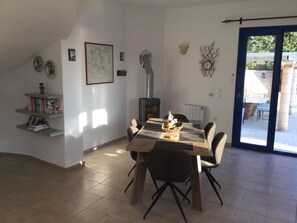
[179,43,189,55]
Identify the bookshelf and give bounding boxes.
[17,124,64,137]
[16,93,64,137]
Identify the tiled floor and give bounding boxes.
[0,138,297,223]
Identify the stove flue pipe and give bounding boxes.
[139,50,154,99]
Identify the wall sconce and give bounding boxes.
[179,43,189,55]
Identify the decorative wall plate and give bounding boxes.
[45,60,56,79]
[33,56,44,72]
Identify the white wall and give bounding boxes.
[124,5,165,122]
[76,0,128,150]
[163,0,297,139]
[4,0,296,166]
[61,24,84,168]
[0,41,66,167]
[63,0,165,152]
[0,0,165,167]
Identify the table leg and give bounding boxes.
[130,152,148,205]
[191,155,204,212]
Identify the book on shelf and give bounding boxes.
[26,115,49,131]
[27,97,63,114]
[27,124,49,131]
[40,128,63,136]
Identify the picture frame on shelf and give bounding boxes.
[68,49,76,61]
[85,42,114,85]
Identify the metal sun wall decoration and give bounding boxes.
[200,41,219,78]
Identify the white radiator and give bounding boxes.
[182,104,205,123]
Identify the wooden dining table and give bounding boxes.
[126,118,211,212]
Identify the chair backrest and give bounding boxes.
[130,118,143,130]
[204,122,216,148]
[163,114,189,123]
[148,147,192,183]
[211,132,227,165]
[127,127,138,161]
[127,126,139,142]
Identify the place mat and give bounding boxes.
[179,132,204,142]
[153,140,193,151]
[138,130,162,139]
[143,122,162,131]
[182,122,202,130]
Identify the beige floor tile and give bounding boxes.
[243,190,271,204]
[239,199,268,216]
[65,209,107,223]
[248,182,274,195]
[204,201,237,221]
[266,203,296,223]
[0,206,41,223]
[264,216,295,223]
[31,197,85,219]
[0,138,296,223]
[199,214,233,223]
[233,210,265,223]
[87,197,121,215]
[26,211,70,223]
[87,182,118,197]
[69,191,103,208]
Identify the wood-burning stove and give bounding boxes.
[139,98,160,125]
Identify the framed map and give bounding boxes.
[85,42,114,85]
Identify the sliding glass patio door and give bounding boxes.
[232,26,297,155]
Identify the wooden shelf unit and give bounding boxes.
[16,92,64,137]
[17,124,64,137]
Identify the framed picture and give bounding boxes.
[68,49,76,61]
[120,52,124,61]
[85,42,114,85]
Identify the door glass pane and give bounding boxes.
[240,35,276,146]
[274,32,297,154]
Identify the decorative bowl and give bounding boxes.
[162,122,183,133]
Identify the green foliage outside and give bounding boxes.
[246,61,274,70]
[246,32,297,70]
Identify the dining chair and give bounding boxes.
[163,113,189,123]
[125,120,157,193]
[185,122,216,185]
[204,122,216,149]
[184,132,227,205]
[124,119,141,193]
[143,147,192,223]
[124,126,138,193]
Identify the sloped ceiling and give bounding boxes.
[0,0,77,75]
[0,0,255,75]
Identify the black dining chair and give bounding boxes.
[125,120,158,194]
[124,126,138,193]
[184,132,227,205]
[163,113,189,123]
[127,119,142,175]
[143,147,192,223]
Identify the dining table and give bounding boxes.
[126,118,211,212]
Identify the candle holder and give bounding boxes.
[39,83,45,94]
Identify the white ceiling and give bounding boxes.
[0,0,255,75]
[111,0,255,9]
[0,0,76,75]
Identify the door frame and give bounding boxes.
[232,25,297,154]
